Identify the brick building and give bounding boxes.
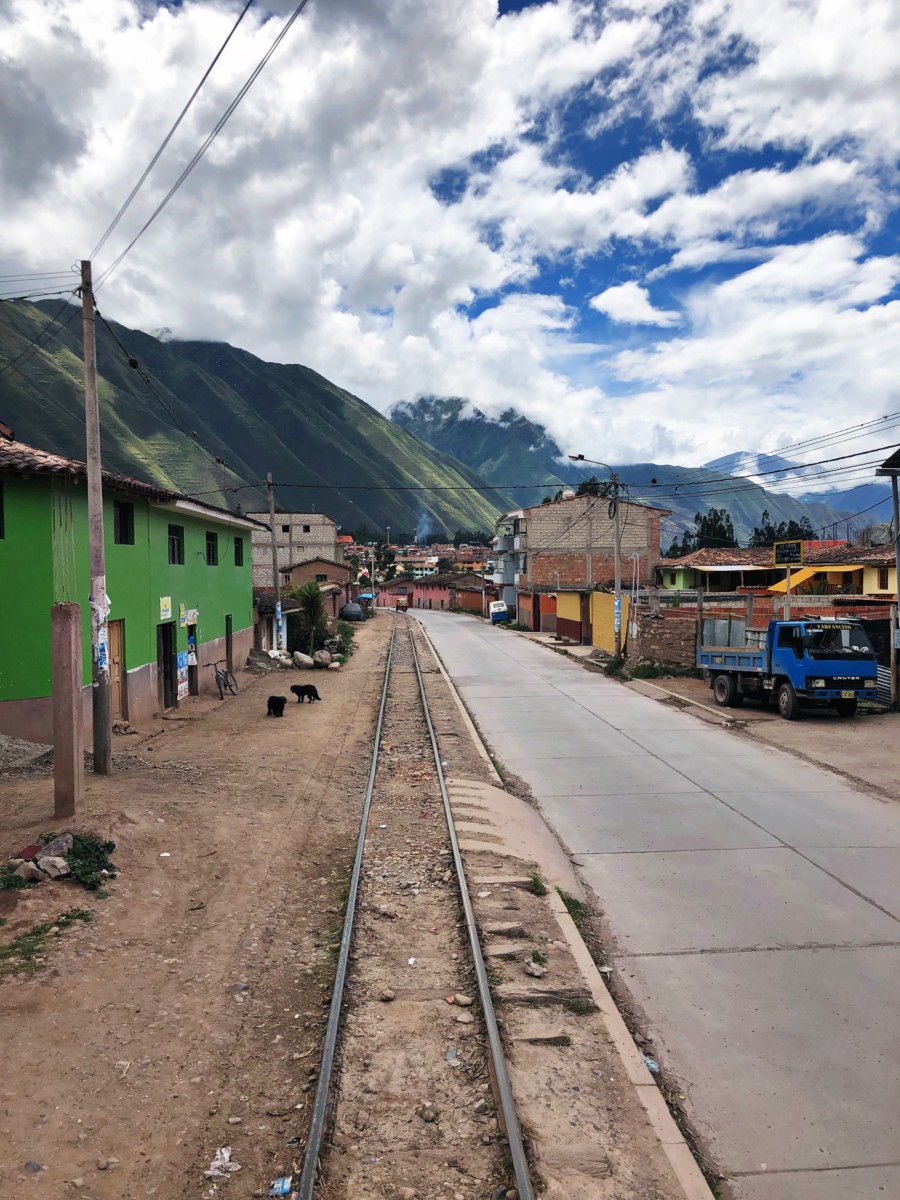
[247,511,339,587]
[492,493,668,611]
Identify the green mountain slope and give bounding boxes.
[0,302,509,535]
[391,395,856,544]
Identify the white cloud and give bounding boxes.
[0,0,897,473]
[590,281,680,326]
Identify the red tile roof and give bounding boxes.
[0,436,172,500]
[0,434,265,524]
[661,544,896,568]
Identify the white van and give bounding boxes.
[489,600,510,625]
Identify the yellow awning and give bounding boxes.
[768,564,862,592]
[768,566,818,592]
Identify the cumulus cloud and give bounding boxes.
[590,281,680,326]
[0,0,896,470]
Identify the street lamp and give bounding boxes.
[568,453,623,659]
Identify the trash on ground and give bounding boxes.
[407,957,416,966]
[643,1055,660,1075]
[204,1146,241,1179]
[268,1176,293,1196]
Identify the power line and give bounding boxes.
[90,0,255,260]
[95,0,312,290]
[0,295,80,378]
[93,305,264,501]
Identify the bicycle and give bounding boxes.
[207,659,238,699]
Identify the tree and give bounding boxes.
[374,539,397,580]
[748,510,815,547]
[665,531,697,557]
[291,581,327,657]
[694,507,736,549]
[435,556,454,574]
[452,528,491,546]
[575,475,607,497]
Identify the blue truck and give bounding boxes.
[697,618,879,720]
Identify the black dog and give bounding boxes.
[290,683,321,704]
[267,695,287,717]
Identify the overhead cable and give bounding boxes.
[95,0,312,290]
[90,0,255,260]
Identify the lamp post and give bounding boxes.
[569,454,623,659]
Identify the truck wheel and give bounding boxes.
[834,699,857,718]
[712,674,738,707]
[777,681,800,720]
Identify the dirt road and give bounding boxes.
[0,620,391,1200]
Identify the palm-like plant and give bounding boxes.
[296,581,327,657]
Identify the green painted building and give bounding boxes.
[0,435,262,742]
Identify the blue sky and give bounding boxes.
[1,0,898,481]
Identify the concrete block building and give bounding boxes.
[247,511,339,588]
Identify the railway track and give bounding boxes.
[297,614,534,1200]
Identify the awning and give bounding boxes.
[768,564,863,593]
[768,566,818,592]
[698,564,772,573]
[355,592,375,600]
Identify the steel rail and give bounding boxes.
[296,620,397,1200]
[409,621,536,1200]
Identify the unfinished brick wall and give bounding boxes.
[523,495,662,589]
[628,608,698,666]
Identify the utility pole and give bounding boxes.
[612,473,623,660]
[81,260,111,775]
[266,472,283,650]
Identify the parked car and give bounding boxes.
[489,600,510,625]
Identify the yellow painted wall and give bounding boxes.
[556,592,581,624]
[590,591,630,655]
[863,564,897,596]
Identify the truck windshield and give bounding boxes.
[805,625,875,658]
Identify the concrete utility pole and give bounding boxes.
[266,472,283,649]
[52,603,83,818]
[81,260,111,775]
[612,474,623,660]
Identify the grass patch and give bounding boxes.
[0,866,38,892]
[531,948,547,966]
[557,887,589,929]
[564,998,595,1016]
[67,834,117,891]
[603,657,627,677]
[502,622,531,632]
[629,663,702,680]
[0,909,93,978]
[528,872,548,897]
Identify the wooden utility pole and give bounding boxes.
[266,472,283,649]
[81,260,112,775]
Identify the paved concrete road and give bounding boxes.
[414,611,900,1199]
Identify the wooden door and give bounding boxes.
[157,623,176,710]
[109,619,127,720]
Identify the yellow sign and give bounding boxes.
[160,596,173,621]
[179,603,186,627]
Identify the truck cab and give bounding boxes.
[698,618,878,719]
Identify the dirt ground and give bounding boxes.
[0,618,392,1200]
[626,674,900,800]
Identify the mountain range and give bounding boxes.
[391,397,883,544]
[0,301,508,537]
[3,301,887,548]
